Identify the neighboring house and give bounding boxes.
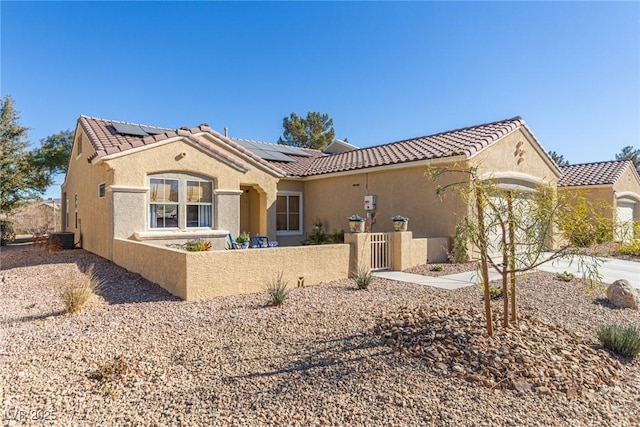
[61,115,560,263]
[559,160,640,241]
[1,199,61,234]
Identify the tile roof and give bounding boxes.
[558,160,635,187]
[263,116,527,177]
[78,116,286,176]
[78,115,541,179]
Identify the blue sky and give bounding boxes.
[2,1,639,199]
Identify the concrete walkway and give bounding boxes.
[374,255,640,290]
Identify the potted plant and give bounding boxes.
[235,231,251,249]
[392,215,409,232]
[348,214,366,233]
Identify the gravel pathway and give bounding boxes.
[1,245,639,426]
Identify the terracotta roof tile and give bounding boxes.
[78,115,285,176]
[559,160,634,186]
[265,116,525,177]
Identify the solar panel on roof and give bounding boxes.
[275,145,312,157]
[140,126,169,135]
[111,122,148,136]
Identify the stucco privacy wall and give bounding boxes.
[113,238,349,300]
[302,164,470,241]
[105,134,280,242]
[61,128,111,258]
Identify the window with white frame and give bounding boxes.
[276,192,302,235]
[186,180,212,228]
[149,175,213,229]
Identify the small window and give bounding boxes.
[98,183,106,198]
[276,192,302,235]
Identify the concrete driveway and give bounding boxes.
[374,255,639,290]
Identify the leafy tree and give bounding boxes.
[0,95,48,214]
[430,166,602,336]
[277,111,336,150]
[548,150,569,166]
[31,129,74,176]
[615,146,640,174]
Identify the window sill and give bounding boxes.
[133,230,229,241]
[276,231,303,237]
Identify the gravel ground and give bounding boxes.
[1,244,640,426]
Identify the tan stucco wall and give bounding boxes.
[112,238,349,300]
[613,167,640,197]
[302,164,469,243]
[106,135,280,241]
[112,238,188,299]
[471,129,560,185]
[61,128,112,258]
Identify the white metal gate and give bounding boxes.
[370,233,391,271]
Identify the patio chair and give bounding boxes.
[249,235,279,248]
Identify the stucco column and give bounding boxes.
[344,232,372,275]
[110,185,149,260]
[215,189,243,237]
[390,231,413,271]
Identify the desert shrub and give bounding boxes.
[90,355,134,383]
[557,194,613,247]
[489,287,503,300]
[266,272,290,306]
[617,240,640,257]
[307,228,330,245]
[62,266,104,313]
[353,265,373,290]
[556,271,575,282]
[597,324,640,358]
[0,220,15,245]
[430,265,444,272]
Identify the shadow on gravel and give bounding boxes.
[227,333,392,382]
[2,244,181,305]
[76,261,182,305]
[1,310,66,325]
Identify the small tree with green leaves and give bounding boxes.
[430,165,603,335]
[616,146,640,175]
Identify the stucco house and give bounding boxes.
[60,115,570,299]
[61,115,562,262]
[559,160,640,241]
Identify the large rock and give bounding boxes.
[606,280,639,310]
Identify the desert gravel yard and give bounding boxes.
[1,245,640,426]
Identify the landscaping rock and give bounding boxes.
[607,279,639,309]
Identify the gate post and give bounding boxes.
[391,231,413,271]
[344,232,371,275]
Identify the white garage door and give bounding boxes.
[616,202,635,242]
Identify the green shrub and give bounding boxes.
[597,324,640,358]
[266,272,290,306]
[0,220,15,245]
[353,265,373,290]
[307,228,330,245]
[62,266,104,313]
[330,229,345,243]
[556,271,575,282]
[430,265,444,272]
[617,240,640,256]
[489,287,503,300]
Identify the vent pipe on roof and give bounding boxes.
[224,127,228,137]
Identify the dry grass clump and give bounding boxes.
[61,266,104,313]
